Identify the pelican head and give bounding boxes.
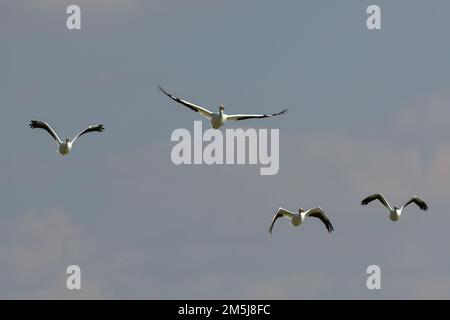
[65,137,70,143]
[219,105,225,112]
[298,208,305,213]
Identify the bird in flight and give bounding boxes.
[269,207,334,234]
[158,86,288,129]
[29,120,104,155]
[360,193,428,221]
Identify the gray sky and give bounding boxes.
[1,0,450,299]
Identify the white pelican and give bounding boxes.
[269,207,334,234]
[158,86,288,129]
[29,120,104,155]
[360,193,428,221]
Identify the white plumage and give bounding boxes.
[30,120,104,155]
[269,207,334,234]
[361,193,428,221]
[158,86,288,129]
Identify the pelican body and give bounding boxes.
[390,206,402,221]
[290,210,304,227]
[210,106,227,129]
[58,138,72,155]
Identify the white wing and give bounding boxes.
[158,86,213,120]
[361,193,393,211]
[269,207,294,234]
[305,207,334,233]
[29,120,62,144]
[71,124,104,144]
[226,108,288,121]
[402,196,428,212]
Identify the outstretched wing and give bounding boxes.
[361,193,392,211]
[402,196,428,211]
[29,120,62,144]
[158,85,213,119]
[269,207,293,234]
[227,108,288,121]
[306,207,334,233]
[71,124,104,143]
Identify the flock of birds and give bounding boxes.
[29,86,429,235]
[269,194,428,234]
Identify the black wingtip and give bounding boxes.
[157,84,167,94]
[361,196,372,206]
[278,108,289,116]
[327,223,334,234]
[29,120,38,129]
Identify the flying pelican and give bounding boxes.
[269,207,334,234]
[158,86,288,129]
[29,120,104,155]
[360,193,428,221]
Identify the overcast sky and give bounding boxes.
[1,0,450,299]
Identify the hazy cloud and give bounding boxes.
[0,209,105,299]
